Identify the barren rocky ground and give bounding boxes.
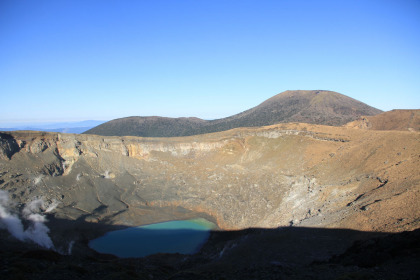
[1,122,419,279]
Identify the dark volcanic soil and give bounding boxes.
[1,221,419,280]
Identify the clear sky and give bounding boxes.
[1,0,419,126]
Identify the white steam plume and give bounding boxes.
[22,198,44,217]
[22,199,54,249]
[0,191,55,249]
[0,190,25,241]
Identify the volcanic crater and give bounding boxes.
[1,92,419,279]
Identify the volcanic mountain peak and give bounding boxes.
[263,90,379,114]
[84,90,382,137]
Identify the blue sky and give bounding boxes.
[1,0,419,126]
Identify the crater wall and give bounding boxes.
[1,124,419,233]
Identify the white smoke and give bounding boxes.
[0,191,26,241]
[0,191,55,249]
[22,199,54,249]
[22,198,44,217]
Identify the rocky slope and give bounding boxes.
[1,124,418,233]
[1,124,419,279]
[85,90,382,137]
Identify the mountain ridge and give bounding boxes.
[84,90,383,137]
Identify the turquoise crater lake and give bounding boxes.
[89,218,215,258]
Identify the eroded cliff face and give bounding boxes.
[0,124,419,234]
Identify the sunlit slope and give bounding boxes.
[347,109,420,131]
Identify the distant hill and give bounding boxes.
[84,90,382,137]
[0,120,106,134]
[346,109,420,131]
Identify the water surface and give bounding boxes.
[89,218,215,258]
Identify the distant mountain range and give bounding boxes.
[0,120,106,134]
[84,90,383,137]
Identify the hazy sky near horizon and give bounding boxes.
[1,0,419,126]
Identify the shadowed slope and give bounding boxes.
[84,90,382,137]
[1,218,419,280]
